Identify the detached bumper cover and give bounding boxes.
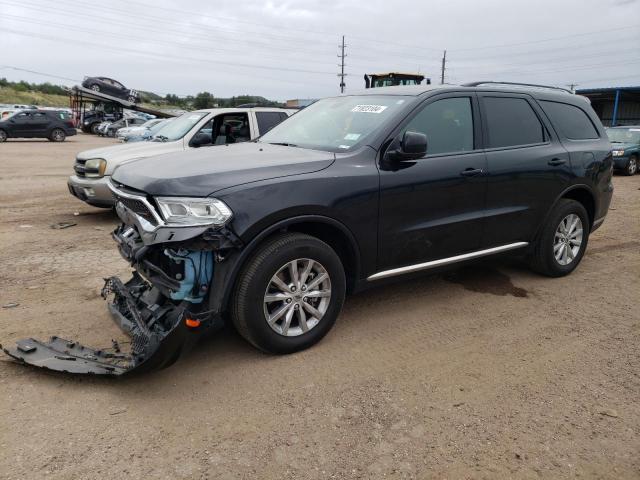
[2,274,206,376]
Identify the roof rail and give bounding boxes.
[462,81,573,94]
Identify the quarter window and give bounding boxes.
[539,101,598,140]
[483,97,546,148]
[402,97,474,155]
[256,111,288,135]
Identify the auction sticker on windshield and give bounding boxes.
[351,105,388,113]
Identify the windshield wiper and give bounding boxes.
[268,142,298,147]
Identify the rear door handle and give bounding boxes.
[460,168,484,177]
[548,158,567,166]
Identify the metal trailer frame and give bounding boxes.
[68,85,175,129]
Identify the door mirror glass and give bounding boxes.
[400,131,427,158]
[190,132,211,148]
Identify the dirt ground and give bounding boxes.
[0,134,638,479]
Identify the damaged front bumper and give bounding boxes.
[2,274,207,376]
[2,182,241,376]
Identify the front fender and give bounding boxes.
[207,214,361,316]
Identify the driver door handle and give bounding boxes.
[460,168,484,177]
[548,158,567,166]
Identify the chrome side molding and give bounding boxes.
[367,242,529,281]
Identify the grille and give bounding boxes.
[112,192,159,226]
[74,159,87,177]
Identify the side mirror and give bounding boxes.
[396,131,427,160]
[190,132,211,148]
[385,131,427,163]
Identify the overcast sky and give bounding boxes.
[1,0,639,101]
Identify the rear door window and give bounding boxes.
[256,111,288,135]
[539,101,599,140]
[482,97,546,148]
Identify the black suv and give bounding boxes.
[3,82,614,375]
[0,110,76,142]
[81,76,140,103]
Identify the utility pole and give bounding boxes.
[567,83,578,93]
[440,49,447,85]
[338,35,347,93]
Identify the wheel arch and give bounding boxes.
[214,215,362,315]
[559,185,596,228]
[534,184,596,241]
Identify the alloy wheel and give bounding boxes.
[263,258,332,337]
[0,130,6,142]
[553,214,583,266]
[52,129,65,142]
[628,157,638,175]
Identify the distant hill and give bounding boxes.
[0,78,283,111]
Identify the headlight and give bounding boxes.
[84,158,107,178]
[612,150,625,157]
[155,197,232,226]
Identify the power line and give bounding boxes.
[1,28,336,77]
[0,65,80,83]
[451,25,639,52]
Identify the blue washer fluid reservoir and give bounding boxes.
[163,249,214,303]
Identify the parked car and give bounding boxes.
[606,126,640,175]
[105,116,148,137]
[17,82,611,376]
[95,121,111,136]
[81,76,140,103]
[81,110,121,134]
[0,109,76,142]
[68,107,293,207]
[117,118,171,142]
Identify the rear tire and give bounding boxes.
[90,84,100,92]
[231,233,346,354]
[0,129,7,142]
[49,128,66,142]
[529,199,589,277]
[624,155,638,176]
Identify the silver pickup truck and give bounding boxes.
[68,107,294,207]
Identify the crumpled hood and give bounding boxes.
[111,142,335,197]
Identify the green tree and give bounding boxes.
[193,91,215,109]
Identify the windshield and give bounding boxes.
[258,95,412,152]
[149,119,170,133]
[152,112,208,142]
[606,128,640,144]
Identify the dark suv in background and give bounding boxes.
[4,82,614,375]
[0,110,76,142]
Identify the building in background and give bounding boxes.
[577,86,640,126]
[285,98,316,108]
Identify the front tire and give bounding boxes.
[90,84,100,92]
[49,128,66,142]
[624,155,638,176]
[529,199,589,277]
[231,233,346,354]
[0,129,7,142]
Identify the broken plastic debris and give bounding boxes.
[50,222,77,229]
